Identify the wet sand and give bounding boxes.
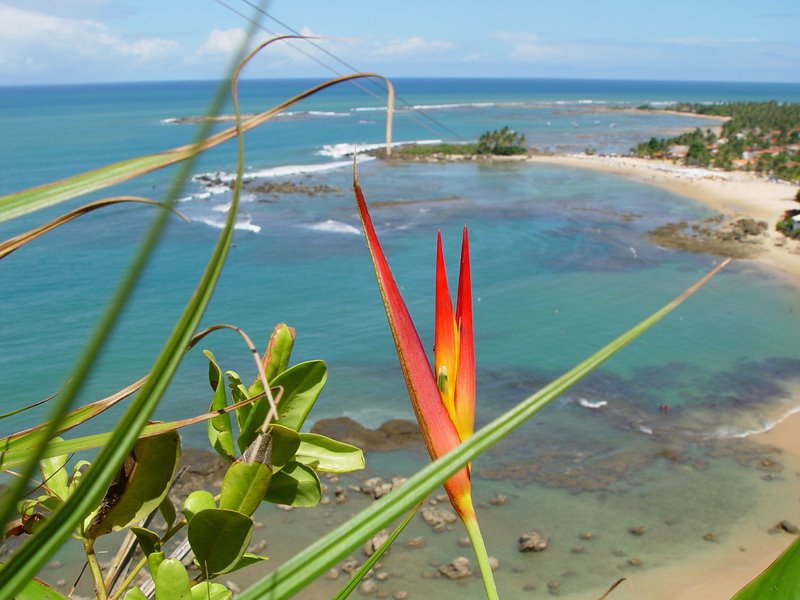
[525,153,800,599]
[527,154,800,279]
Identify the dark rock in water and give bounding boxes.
[363,530,390,557]
[311,417,422,451]
[406,536,425,549]
[627,525,646,536]
[703,532,717,542]
[571,545,586,554]
[522,583,537,592]
[325,568,340,580]
[341,556,360,574]
[359,579,378,595]
[489,556,501,571]
[628,558,643,567]
[779,520,800,534]
[421,506,457,532]
[579,531,595,541]
[393,592,409,600]
[518,530,549,552]
[489,493,509,506]
[437,557,472,579]
[547,580,560,595]
[758,458,783,473]
[457,536,471,547]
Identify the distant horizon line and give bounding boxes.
[3,75,800,90]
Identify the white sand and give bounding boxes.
[526,153,800,599]
[527,154,800,280]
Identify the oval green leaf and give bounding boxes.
[155,558,191,600]
[296,433,365,473]
[16,577,70,600]
[272,360,327,431]
[263,461,321,507]
[219,462,272,517]
[188,508,254,577]
[131,526,161,557]
[204,350,236,461]
[190,582,232,600]
[86,430,181,538]
[39,444,69,502]
[183,490,216,522]
[123,588,148,600]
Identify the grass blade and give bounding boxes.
[332,502,422,600]
[237,258,731,599]
[0,11,261,595]
[0,74,394,225]
[0,197,188,260]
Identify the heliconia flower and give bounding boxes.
[353,171,476,521]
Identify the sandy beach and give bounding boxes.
[527,154,800,279]
[525,153,800,599]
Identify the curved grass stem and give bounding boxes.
[463,516,498,600]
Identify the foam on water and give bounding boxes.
[318,139,441,159]
[302,220,361,235]
[195,216,261,233]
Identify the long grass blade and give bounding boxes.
[0,74,394,224]
[332,501,422,600]
[0,11,263,596]
[237,258,731,599]
[0,389,272,471]
[0,197,188,260]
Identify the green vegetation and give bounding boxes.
[476,125,527,155]
[393,126,527,158]
[634,102,800,181]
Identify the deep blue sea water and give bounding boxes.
[2,78,800,598]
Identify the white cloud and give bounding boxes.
[0,3,179,74]
[198,27,250,56]
[373,36,456,57]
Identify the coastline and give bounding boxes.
[524,152,800,599]
[526,153,800,280]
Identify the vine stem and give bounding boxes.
[463,516,499,600]
[84,541,108,600]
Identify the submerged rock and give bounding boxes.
[779,520,800,534]
[518,530,549,552]
[421,506,457,532]
[363,530,390,557]
[311,417,422,452]
[438,557,472,579]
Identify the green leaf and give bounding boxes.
[204,350,236,462]
[123,588,148,600]
[264,461,321,507]
[86,430,181,539]
[226,371,251,432]
[0,29,264,593]
[183,490,216,522]
[219,462,272,517]
[268,424,301,471]
[155,558,191,600]
[188,509,253,577]
[147,551,166,581]
[733,536,800,599]
[239,423,300,470]
[333,503,420,600]
[272,360,327,431]
[38,445,69,501]
[235,259,733,600]
[263,323,295,382]
[159,495,177,529]
[131,526,161,557]
[296,433,365,473]
[230,552,269,572]
[16,577,69,599]
[190,582,232,600]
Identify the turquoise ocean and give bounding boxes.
[2,78,800,598]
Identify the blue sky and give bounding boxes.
[1,0,798,85]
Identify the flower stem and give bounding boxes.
[463,516,498,600]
